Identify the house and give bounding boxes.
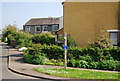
[23,17,63,35]
[62,0,120,47]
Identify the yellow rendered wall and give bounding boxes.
[63,2,119,47]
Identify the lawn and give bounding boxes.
[33,67,119,79]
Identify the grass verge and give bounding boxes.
[33,67,119,79]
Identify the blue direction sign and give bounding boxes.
[62,45,68,50]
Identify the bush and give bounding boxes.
[1,37,6,42]
[89,31,112,49]
[75,60,89,68]
[67,58,76,67]
[32,33,55,45]
[67,47,83,59]
[98,60,119,71]
[15,32,32,48]
[104,54,114,60]
[23,44,46,64]
[24,53,46,64]
[41,45,64,60]
[108,47,120,61]
[2,25,32,48]
[23,54,34,64]
[88,62,99,69]
[57,36,78,47]
[83,47,104,62]
[78,55,93,62]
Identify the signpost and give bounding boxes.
[62,45,68,50]
[62,33,68,69]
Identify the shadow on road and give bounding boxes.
[0,56,8,58]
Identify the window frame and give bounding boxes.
[52,25,58,31]
[35,26,42,32]
[42,25,48,32]
[25,26,30,32]
[109,32,118,46]
[107,30,120,46]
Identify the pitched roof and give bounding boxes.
[24,17,59,25]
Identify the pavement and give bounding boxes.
[1,42,120,81]
[1,43,52,81]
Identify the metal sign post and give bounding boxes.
[64,33,67,69]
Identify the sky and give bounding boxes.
[0,0,65,34]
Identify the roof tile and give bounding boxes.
[25,17,59,25]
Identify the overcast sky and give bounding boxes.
[0,0,65,34]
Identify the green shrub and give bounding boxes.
[84,47,104,62]
[1,37,6,42]
[67,36,78,47]
[104,54,114,60]
[75,60,89,68]
[78,55,93,62]
[98,60,119,71]
[2,25,32,48]
[58,36,78,47]
[67,47,83,59]
[67,58,76,67]
[15,32,32,48]
[32,53,46,64]
[23,53,46,64]
[89,31,112,49]
[23,53,34,63]
[23,44,46,64]
[41,45,64,60]
[32,33,55,45]
[109,47,120,61]
[88,62,99,69]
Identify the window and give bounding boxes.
[42,25,48,31]
[35,26,41,32]
[25,26,30,32]
[52,25,58,31]
[107,30,120,46]
[109,32,118,46]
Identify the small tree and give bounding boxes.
[90,30,113,49]
[2,25,17,44]
[2,24,32,48]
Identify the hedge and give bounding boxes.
[24,44,120,62]
[32,33,55,45]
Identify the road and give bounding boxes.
[0,43,56,81]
